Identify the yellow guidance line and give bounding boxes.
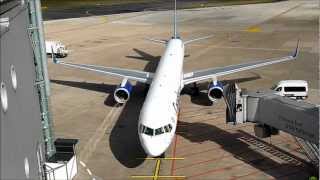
[139,157,184,160]
[153,159,161,180]
[247,26,262,33]
[131,175,154,178]
[131,157,185,179]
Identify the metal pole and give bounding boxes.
[34,0,50,96]
[28,0,56,159]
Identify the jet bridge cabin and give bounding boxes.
[224,84,319,145]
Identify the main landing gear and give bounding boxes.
[191,82,200,96]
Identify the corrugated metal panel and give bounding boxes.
[0,2,44,179]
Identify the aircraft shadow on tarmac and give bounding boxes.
[176,121,317,178]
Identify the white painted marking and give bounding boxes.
[87,168,93,176]
[79,103,121,162]
[79,161,86,167]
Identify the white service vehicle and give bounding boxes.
[273,80,308,99]
[45,41,68,58]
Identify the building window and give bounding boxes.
[10,65,17,90]
[1,82,8,112]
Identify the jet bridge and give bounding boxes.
[223,83,319,165]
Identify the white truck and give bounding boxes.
[273,80,308,99]
[45,41,68,58]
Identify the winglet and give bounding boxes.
[292,39,300,58]
[51,46,59,64]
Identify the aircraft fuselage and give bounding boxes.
[138,38,184,157]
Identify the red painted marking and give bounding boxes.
[170,109,181,176]
[170,134,178,176]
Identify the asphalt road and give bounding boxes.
[42,0,281,20]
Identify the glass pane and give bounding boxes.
[284,86,306,92]
[155,127,164,135]
[164,125,170,133]
[139,124,144,133]
[144,127,154,136]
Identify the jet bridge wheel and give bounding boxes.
[223,83,236,123]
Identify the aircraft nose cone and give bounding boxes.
[139,135,167,157]
[144,146,163,157]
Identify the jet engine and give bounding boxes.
[114,79,133,104]
[208,81,224,102]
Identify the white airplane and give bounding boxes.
[52,0,299,157]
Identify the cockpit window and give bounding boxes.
[144,126,154,136]
[164,124,173,133]
[139,124,145,133]
[140,123,173,136]
[155,127,164,135]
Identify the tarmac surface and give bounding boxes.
[45,0,319,179]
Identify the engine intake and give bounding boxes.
[114,79,133,104]
[208,81,223,102]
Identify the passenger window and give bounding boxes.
[284,86,306,92]
[155,127,164,135]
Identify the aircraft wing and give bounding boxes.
[53,59,154,84]
[183,43,299,85]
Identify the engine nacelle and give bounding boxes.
[208,81,223,102]
[114,79,133,104]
